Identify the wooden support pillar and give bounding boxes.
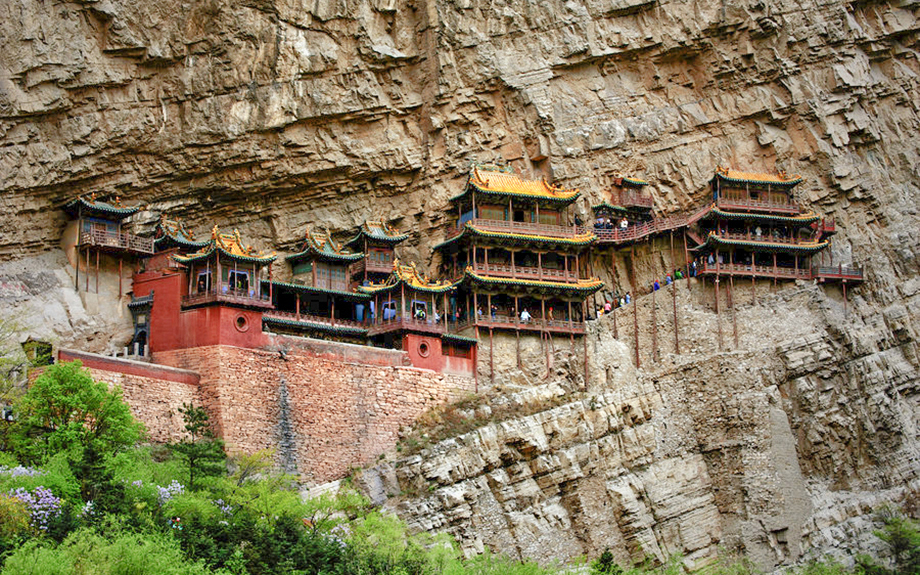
[673,276,679,355]
[631,244,639,369]
[843,280,848,319]
[683,230,691,292]
[487,293,492,325]
[489,327,494,385]
[715,276,723,351]
[773,253,778,289]
[119,258,123,298]
[568,300,574,346]
[473,291,479,325]
[401,283,406,319]
[442,293,448,330]
[582,300,589,390]
[538,252,544,281]
[729,274,738,349]
[651,285,658,363]
[331,298,336,327]
[74,244,80,290]
[752,274,756,306]
[85,248,90,292]
[296,293,301,321]
[514,295,521,368]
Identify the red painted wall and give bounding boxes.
[134,269,265,353]
[402,333,475,377]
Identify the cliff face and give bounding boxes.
[2,0,919,568]
[363,281,920,569]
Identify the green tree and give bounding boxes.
[169,404,225,490]
[9,361,144,499]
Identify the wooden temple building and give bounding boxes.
[64,195,154,295]
[60,162,865,380]
[693,168,862,285]
[432,165,604,381]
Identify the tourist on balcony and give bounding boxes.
[690,261,697,277]
[547,307,555,320]
[477,305,483,318]
[520,308,532,323]
[620,218,628,230]
[707,253,715,265]
[595,217,605,229]
[755,226,763,238]
[619,296,625,307]
[433,310,441,323]
[675,269,684,280]
[490,304,497,319]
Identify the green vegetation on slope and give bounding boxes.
[0,361,915,575]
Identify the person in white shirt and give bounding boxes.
[520,309,532,323]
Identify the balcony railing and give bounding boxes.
[263,309,367,330]
[716,196,800,214]
[181,284,273,309]
[474,313,586,334]
[594,215,689,244]
[79,230,154,254]
[708,231,816,246]
[471,262,585,283]
[615,190,653,209]
[697,262,811,279]
[812,265,864,281]
[450,218,584,240]
[368,314,449,336]
[349,258,394,277]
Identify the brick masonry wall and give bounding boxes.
[153,344,475,482]
[58,350,201,443]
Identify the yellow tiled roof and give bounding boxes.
[715,167,803,184]
[469,166,580,200]
[175,225,276,263]
[358,259,457,293]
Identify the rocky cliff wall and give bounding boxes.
[2,0,920,568]
[362,278,920,569]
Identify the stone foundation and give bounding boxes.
[60,337,474,483]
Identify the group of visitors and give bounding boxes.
[594,217,630,230]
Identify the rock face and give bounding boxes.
[363,280,920,569]
[2,0,920,569]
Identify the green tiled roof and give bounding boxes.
[700,233,829,254]
[346,221,409,248]
[707,208,821,224]
[287,230,364,264]
[264,280,371,301]
[464,269,604,295]
[263,316,368,336]
[64,196,139,220]
[433,223,596,251]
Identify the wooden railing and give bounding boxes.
[709,231,815,246]
[181,285,273,308]
[471,263,584,283]
[450,218,584,240]
[698,262,810,279]
[594,215,688,244]
[80,230,154,254]
[615,189,653,209]
[474,313,586,334]
[812,265,864,281]
[349,258,394,276]
[368,314,448,335]
[263,309,367,329]
[716,196,800,214]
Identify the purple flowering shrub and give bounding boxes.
[8,487,63,532]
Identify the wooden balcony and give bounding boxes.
[368,314,448,336]
[474,313,586,335]
[263,309,367,330]
[79,230,154,254]
[350,258,395,277]
[709,231,816,246]
[594,215,689,245]
[812,265,864,282]
[716,196,800,214]
[697,262,811,280]
[450,218,583,240]
[181,285,273,309]
[616,190,653,209]
[471,262,586,284]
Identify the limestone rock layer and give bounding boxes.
[1,0,920,569]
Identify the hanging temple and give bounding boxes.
[62,165,864,386]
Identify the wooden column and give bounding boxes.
[331,298,336,327]
[729,275,738,349]
[119,258,123,298]
[843,280,848,318]
[296,293,301,321]
[85,248,90,292]
[514,295,521,368]
[486,293,492,326]
[400,283,406,320]
[670,231,679,354]
[582,300,589,390]
[773,253,778,288]
[489,327,494,384]
[538,252,544,280]
[631,245,639,369]
[715,276,723,351]
[651,284,657,363]
[510,250,516,279]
